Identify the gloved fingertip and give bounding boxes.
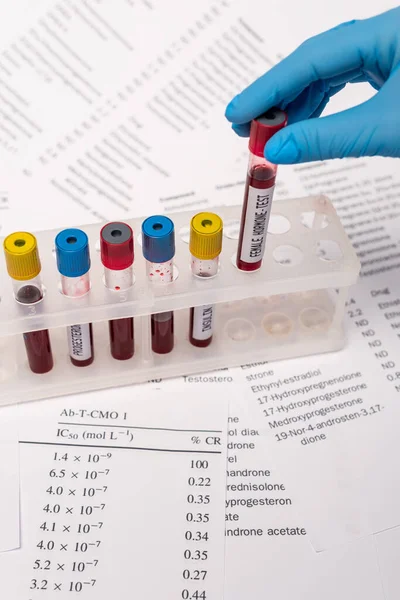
[265,134,301,164]
[225,94,242,122]
[231,123,250,137]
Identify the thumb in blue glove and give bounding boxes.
[225,8,400,164]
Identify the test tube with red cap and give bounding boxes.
[55,229,94,367]
[3,231,54,374]
[100,222,134,361]
[141,215,175,354]
[236,108,287,272]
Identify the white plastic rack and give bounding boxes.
[0,194,360,405]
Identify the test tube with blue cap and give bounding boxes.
[141,215,175,354]
[55,228,94,367]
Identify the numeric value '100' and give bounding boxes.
[191,460,208,469]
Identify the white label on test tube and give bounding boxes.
[67,324,92,361]
[190,251,219,345]
[239,185,274,263]
[192,305,214,341]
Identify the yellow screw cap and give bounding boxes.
[3,232,41,281]
[190,212,223,260]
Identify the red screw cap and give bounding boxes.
[100,222,134,270]
[249,108,288,158]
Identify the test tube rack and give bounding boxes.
[0,195,360,405]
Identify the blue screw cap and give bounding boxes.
[55,228,91,278]
[141,216,175,263]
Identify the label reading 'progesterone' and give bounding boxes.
[67,324,92,361]
[192,305,214,341]
[240,185,275,263]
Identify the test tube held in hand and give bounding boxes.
[236,108,287,272]
[189,212,223,348]
[100,222,134,360]
[55,229,94,367]
[3,232,54,374]
[141,216,175,354]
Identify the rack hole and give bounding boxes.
[268,214,290,235]
[223,220,240,240]
[263,312,292,336]
[316,240,342,262]
[273,245,303,266]
[301,210,329,230]
[224,318,255,342]
[299,307,331,331]
[179,226,190,244]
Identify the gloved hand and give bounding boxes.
[225,7,400,164]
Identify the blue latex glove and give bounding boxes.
[225,7,400,164]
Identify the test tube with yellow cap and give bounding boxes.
[3,232,54,374]
[189,212,223,348]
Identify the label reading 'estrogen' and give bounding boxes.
[192,304,214,341]
[240,185,275,263]
[67,323,92,361]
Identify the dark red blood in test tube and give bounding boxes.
[23,331,53,374]
[109,318,134,360]
[189,307,212,348]
[151,312,174,354]
[17,284,53,374]
[236,164,276,272]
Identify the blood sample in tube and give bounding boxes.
[151,312,174,354]
[100,222,134,360]
[55,229,94,367]
[189,212,223,348]
[236,108,287,272]
[3,232,54,374]
[141,215,175,354]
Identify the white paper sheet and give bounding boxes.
[152,379,387,599]
[0,388,227,599]
[1,0,398,231]
[237,349,400,551]
[0,383,387,599]
[374,526,400,600]
[0,408,19,552]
